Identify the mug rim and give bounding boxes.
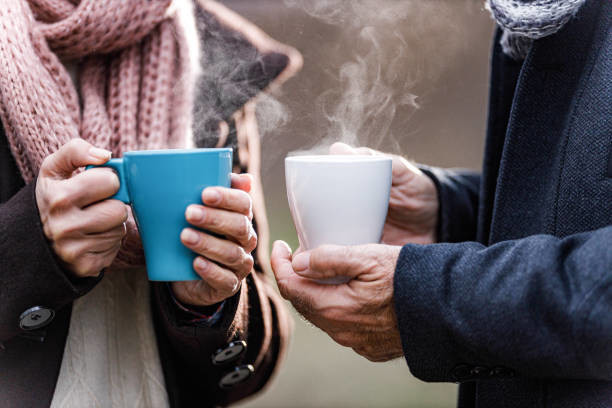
[285,155,391,163]
[124,147,232,156]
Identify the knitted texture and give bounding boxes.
[486,0,586,59]
[0,0,197,265]
[50,270,170,408]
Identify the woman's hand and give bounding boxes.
[329,143,439,245]
[171,174,257,306]
[36,139,128,278]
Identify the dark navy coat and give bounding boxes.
[394,1,611,407]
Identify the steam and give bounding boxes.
[285,0,423,154]
[284,0,473,155]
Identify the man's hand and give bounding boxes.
[271,240,404,362]
[330,143,438,245]
[172,174,257,306]
[36,139,128,278]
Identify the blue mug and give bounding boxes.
[90,148,232,281]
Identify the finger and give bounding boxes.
[65,167,120,208]
[271,240,295,285]
[40,139,111,179]
[354,147,378,156]
[292,245,363,280]
[180,228,254,280]
[185,205,255,249]
[85,223,126,239]
[55,235,122,268]
[79,199,128,234]
[193,256,241,297]
[231,173,253,193]
[271,241,345,309]
[201,187,252,217]
[392,156,422,181]
[74,242,121,277]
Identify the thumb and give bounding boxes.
[292,245,361,280]
[41,138,111,179]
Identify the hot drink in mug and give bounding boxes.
[285,154,392,284]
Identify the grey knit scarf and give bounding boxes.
[487,0,586,60]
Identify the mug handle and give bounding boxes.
[86,159,130,204]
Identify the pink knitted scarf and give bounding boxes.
[0,0,195,265]
[0,0,193,182]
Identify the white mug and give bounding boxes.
[285,155,392,284]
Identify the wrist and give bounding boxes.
[167,284,226,325]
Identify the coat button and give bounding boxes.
[451,364,473,381]
[219,365,254,389]
[19,306,55,331]
[212,340,247,365]
[470,366,489,378]
[490,366,515,378]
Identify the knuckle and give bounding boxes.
[200,208,217,228]
[237,216,251,240]
[239,191,252,213]
[194,235,209,253]
[228,246,245,265]
[247,230,258,252]
[49,187,76,209]
[58,245,80,264]
[102,200,128,224]
[332,332,354,348]
[44,219,60,240]
[46,218,72,240]
[193,257,207,272]
[67,138,88,152]
[238,254,254,276]
[244,254,254,270]
[99,169,120,192]
[40,154,54,172]
[323,307,345,324]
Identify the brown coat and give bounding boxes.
[0,2,301,407]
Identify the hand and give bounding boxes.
[330,143,439,245]
[271,241,404,362]
[172,174,257,306]
[36,139,128,278]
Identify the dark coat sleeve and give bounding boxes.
[0,181,101,342]
[420,166,481,243]
[151,268,291,407]
[393,225,612,383]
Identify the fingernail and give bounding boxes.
[203,188,221,204]
[181,228,199,245]
[194,257,207,271]
[186,206,204,222]
[292,252,310,272]
[89,147,111,160]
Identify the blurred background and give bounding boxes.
[220,1,495,407]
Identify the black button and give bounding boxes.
[212,340,247,365]
[19,307,55,331]
[219,365,254,389]
[452,364,473,381]
[490,366,515,378]
[470,366,489,378]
